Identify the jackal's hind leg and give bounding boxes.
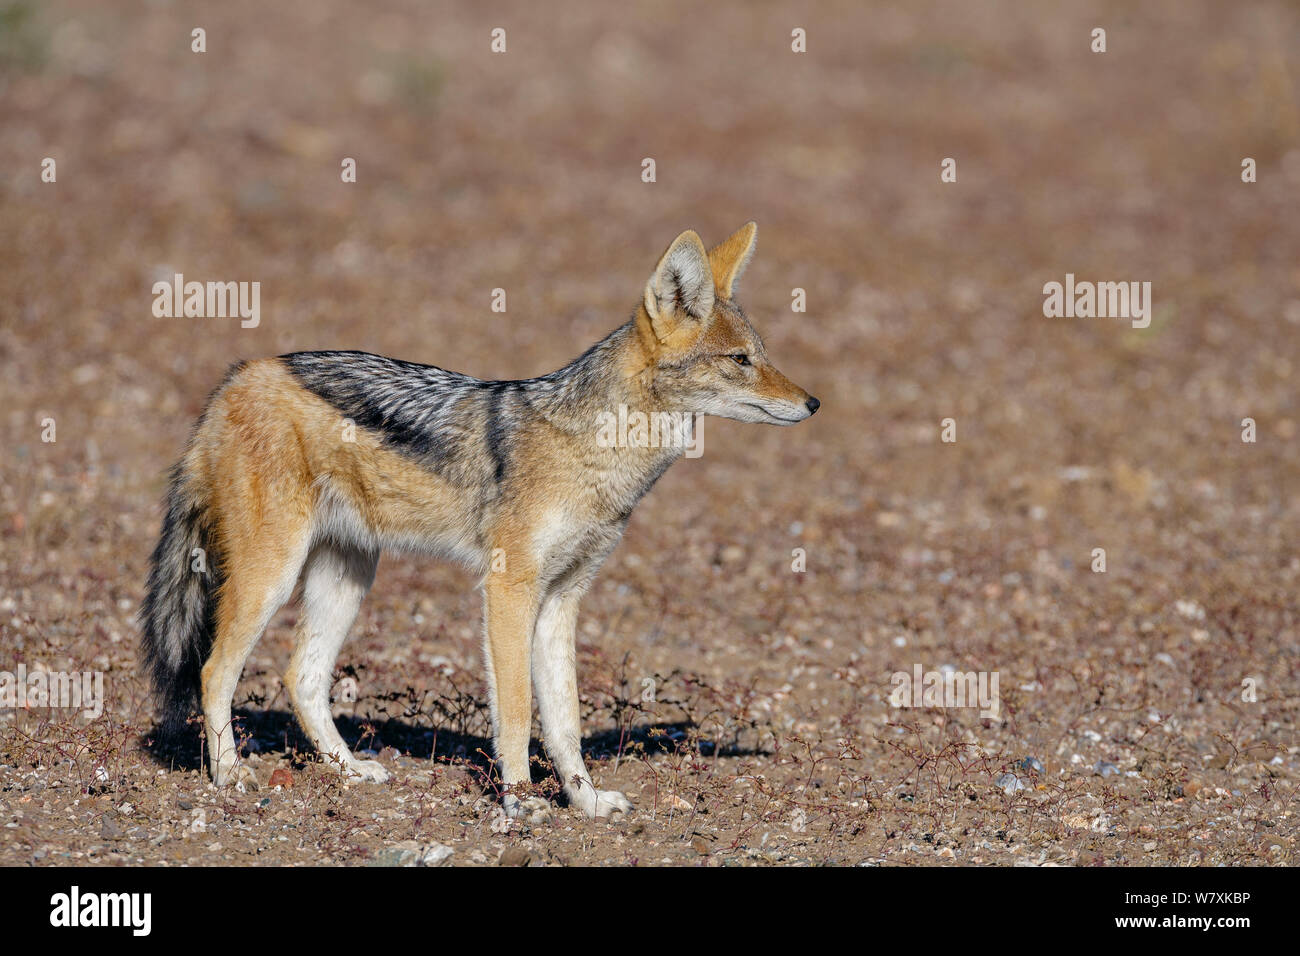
[285,543,385,782]
[203,531,310,787]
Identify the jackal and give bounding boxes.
[140,223,819,818]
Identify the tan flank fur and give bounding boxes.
[141,223,819,818]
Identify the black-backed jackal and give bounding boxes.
[141,223,819,818]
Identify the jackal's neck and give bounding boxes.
[523,321,686,504]
[525,321,658,428]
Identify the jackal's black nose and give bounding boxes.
[806,396,820,415]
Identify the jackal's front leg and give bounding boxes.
[534,589,632,819]
[482,569,542,818]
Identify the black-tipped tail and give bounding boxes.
[139,465,220,742]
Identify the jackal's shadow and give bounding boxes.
[141,708,765,781]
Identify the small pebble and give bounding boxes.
[422,844,454,867]
[99,818,124,840]
[268,768,294,789]
[372,843,421,867]
[995,773,1028,793]
[499,847,531,867]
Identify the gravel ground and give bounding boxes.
[1,0,1296,866]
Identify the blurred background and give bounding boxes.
[0,1,1296,864]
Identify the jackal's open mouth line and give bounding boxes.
[745,402,802,423]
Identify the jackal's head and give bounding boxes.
[635,223,820,425]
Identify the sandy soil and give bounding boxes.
[1,0,1296,866]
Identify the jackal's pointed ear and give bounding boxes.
[707,221,758,300]
[644,229,715,339]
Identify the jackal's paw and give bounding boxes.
[343,759,390,784]
[212,762,256,789]
[503,794,552,824]
[577,788,633,820]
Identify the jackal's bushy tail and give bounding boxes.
[139,464,220,741]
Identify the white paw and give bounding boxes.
[344,759,391,784]
[573,787,633,819]
[212,761,256,789]
[503,794,552,823]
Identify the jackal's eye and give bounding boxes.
[729,354,751,366]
